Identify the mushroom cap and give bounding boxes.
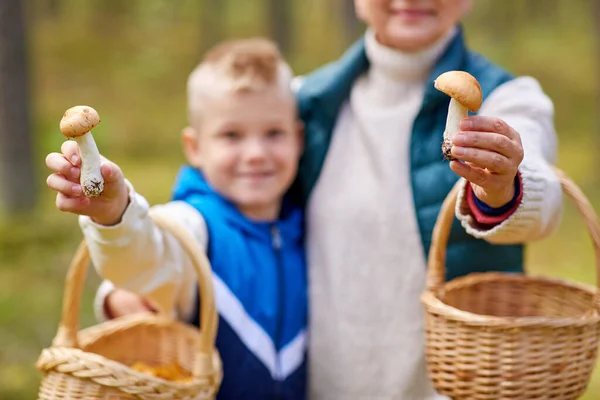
[59,105,100,138]
[434,71,482,112]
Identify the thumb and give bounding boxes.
[100,161,124,185]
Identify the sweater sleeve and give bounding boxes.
[82,180,206,322]
[455,76,563,243]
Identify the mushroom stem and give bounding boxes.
[443,98,468,140]
[74,133,104,197]
[442,98,468,160]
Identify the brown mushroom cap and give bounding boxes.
[59,105,100,138]
[434,71,482,112]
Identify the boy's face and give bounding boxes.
[184,86,302,220]
[355,0,472,52]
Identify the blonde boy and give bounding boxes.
[46,38,308,400]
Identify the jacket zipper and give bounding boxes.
[271,224,284,398]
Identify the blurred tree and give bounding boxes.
[0,0,37,213]
[201,0,223,52]
[44,0,60,18]
[339,0,363,45]
[267,0,292,55]
[596,0,600,177]
[92,0,134,34]
[94,0,132,18]
[488,1,517,37]
[523,0,559,22]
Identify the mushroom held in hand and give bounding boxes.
[59,105,104,197]
[434,71,482,160]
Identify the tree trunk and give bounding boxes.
[200,0,223,52]
[267,0,292,55]
[45,0,61,18]
[0,0,37,213]
[595,0,600,180]
[340,0,362,46]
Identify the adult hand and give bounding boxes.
[450,116,523,208]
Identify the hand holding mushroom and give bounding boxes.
[45,106,130,226]
[435,71,525,208]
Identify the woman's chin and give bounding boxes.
[379,27,440,52]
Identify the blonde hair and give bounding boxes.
[187,38,294,128]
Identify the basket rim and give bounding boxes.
[38,313,222,388]
[39,347,221,388]
[421,272,600,328]
[77,313,203,346]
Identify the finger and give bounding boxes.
[61,140,81,167]
[55,192,90,213]
[460,116,517,140]
[45,152,80,181]
[107,290,156,317]
[452,131,521,159]
[449,161,490,188]
[47,173,84,197]
[100,161,123,184]
[451,146,512,174]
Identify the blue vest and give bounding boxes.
[293,27,524,281]
[172,166,307,400]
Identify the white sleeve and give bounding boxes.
[455,76,563,244]
[93,279,116,323]
[81,180,205,322]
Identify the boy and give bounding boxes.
[45,38,307,400]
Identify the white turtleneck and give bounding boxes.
[305,28,562,400]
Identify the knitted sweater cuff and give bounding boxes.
[455,163,554,243]
[467,172,523,227]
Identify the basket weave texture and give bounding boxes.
[36,210,223,399]
[421,168,600,400]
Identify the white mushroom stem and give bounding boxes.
[443,98,468,141]
[74,132,104,198]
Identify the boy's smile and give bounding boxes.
[237,170,276,184]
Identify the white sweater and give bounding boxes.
[87,28,562,400]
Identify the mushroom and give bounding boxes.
[59,105,104,197]
[434,71,482,161]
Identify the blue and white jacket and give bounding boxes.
[172,166,308,400]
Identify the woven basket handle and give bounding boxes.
[51,209,218,377]
[426,167,600,298]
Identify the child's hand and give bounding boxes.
[449,116,524,208]
[105,288,156,319]
[46,140,129,225]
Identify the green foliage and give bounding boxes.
[1,0,598,398]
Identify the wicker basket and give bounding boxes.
[421,168,600,400]
[36,210,223,399]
